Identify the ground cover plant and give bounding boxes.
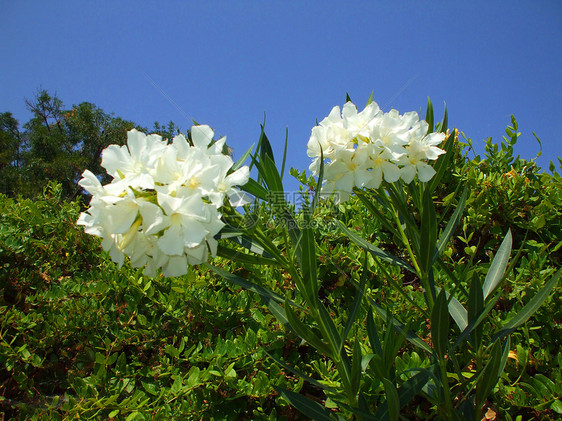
[0,96,560,420]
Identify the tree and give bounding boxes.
[0,112,24,196]
[2,90,140,199]
[1,89,191,200]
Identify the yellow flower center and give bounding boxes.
[188,177,201,188]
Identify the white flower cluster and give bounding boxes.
[307,101,446,202]
[77,126,250,277]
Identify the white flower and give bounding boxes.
[308,100,447,202]
[78,124,250,277]
[101,129,167,191]
[342,101,381,139]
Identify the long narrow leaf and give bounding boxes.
[337,221,415,273]
[367,297,435,357]
[425,97,434,134]
[280,127,288,179]
[273,386,334,421]
[447,293,468,332]
[382,379,400,421]
[483,230,512,299]
[283,209,303,266]
[316,303,341,356]
[492,268,560,342]
[367,310,383,356]
[205,263,288,305]
[300,208,318,305]
[476,341,502,406]
[240,178,269,201]
[351,338,363,396]
[440,102,448,133]
[284,301,331,355]
[374,370,431,420]
[356,191,400,238]
[468,276,484,348]
[262,297,290,329]
[221,233,273,258]
[231,143,254,171]
[433,187,468,263]
[430,290,450,359]
[452,294,501,350]
[427,131,456,193]
[420,187,437,274]
[216,245,279,266]
[259,124,275,164]
[261,154,284,194]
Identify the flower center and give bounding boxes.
[188,177,201,188]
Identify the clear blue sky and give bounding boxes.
[1,2,561,193]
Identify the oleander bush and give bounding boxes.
[0,110,560,420]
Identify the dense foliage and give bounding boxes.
[0,94,560,419]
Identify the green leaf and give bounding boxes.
[259,124,275,164]
[95,352,106,365]
[368,298,435,357]
[262,297,290,330]
[356,190,400,238]
[420,184,437,274]
[476,341,502,406]
[452,295,501,350]
[216,227,271,255]
[483,230,512,299]
[261,154,284,194]
[351,338,363,396]
[300,208,319,304]
[434,187,468,263]
[240,178,269,201]
[316,302,341,355]
[366,309,383,356]
[551,399,562,415]
[427,130,456,193]
[447,293,468,332]
[374,370,431,419]
[142,381,158,396]
[468,276,484,348]
[341,253,368,347]
[492,268,560,341]
[382,379,400,421]
[265,351,336,392]
[366,91,374,106]
[337,221,415,273]
[231,143,254,171]
[425,97,434,134]
[126,412,141,421]
[273,386,334,421]
[204,263,297,308]
[284,301,331,355]
[108,410,120,418]
[431,290,450,358]
[498,336,511,382]
[440,102,448,133]
[281,128,288,179]
[216,245,279,266]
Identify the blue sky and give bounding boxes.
[1,2,561,192]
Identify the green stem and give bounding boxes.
[439,356,455,419]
